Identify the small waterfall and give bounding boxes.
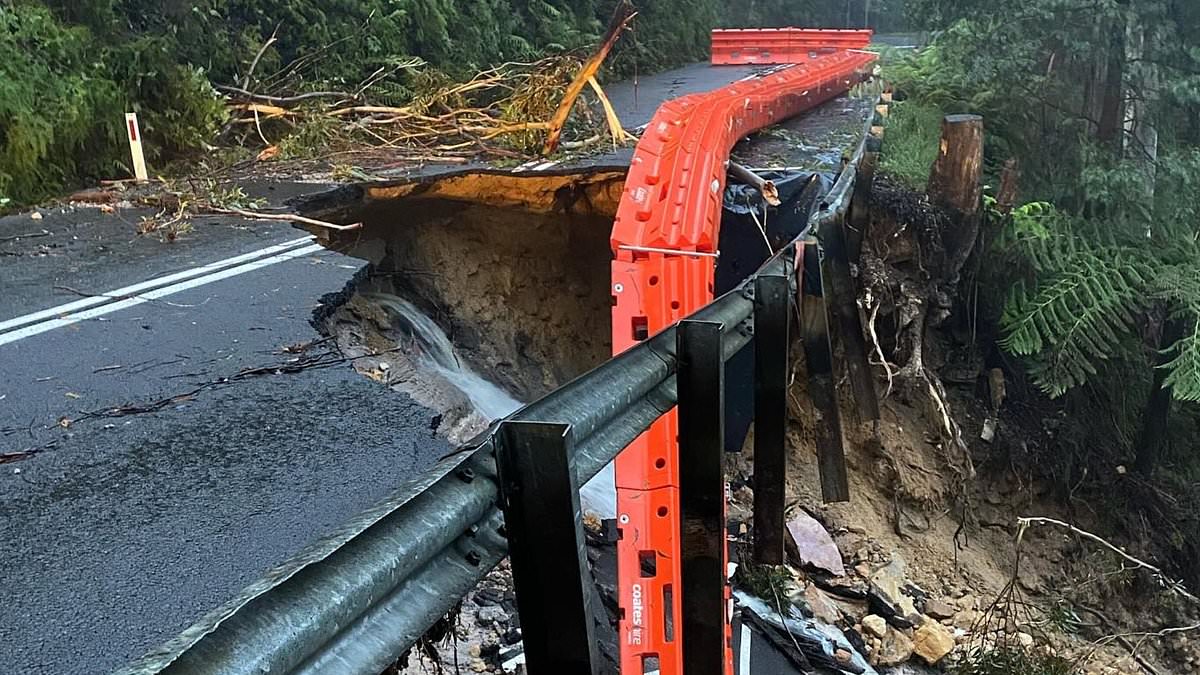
[364,293,616,517]
[365,294,524,420]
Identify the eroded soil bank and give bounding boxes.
[300,168,625,413]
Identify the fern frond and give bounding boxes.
[1000,246,1150,397]
[1161,319,1200,402]
[1152,263,1200,402]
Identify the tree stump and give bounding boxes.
[927,114,984,215]
[927,114,984,284]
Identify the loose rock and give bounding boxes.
[869,558,919,624]
[924,598,957,620]
[875,627,915,667]
[786,511,846,576]
[804,584,843,625]
[862,614,888,639]
[951,608,978,632]
[913,618,955,664]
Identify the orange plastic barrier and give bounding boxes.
[712,28,873,65]
[609,41,875,675]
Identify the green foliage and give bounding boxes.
[897,0,1200,411]
[0,3,123,201]
[732,562,792,600]
[3,0,910,201]
[998,229,1149,397]
[992,195,1200,402]
[878,101,942,189]
[951,646,1075,675]
[0,3,228,202]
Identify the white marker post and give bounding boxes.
[125,113,149,182]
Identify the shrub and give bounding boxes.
[879,101,943,189]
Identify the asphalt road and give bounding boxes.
[0,59,849,675]
[0,196,459,674]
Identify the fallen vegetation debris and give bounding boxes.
[541,1,637,155]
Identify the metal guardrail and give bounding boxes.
[118,178,865,675]
[117,67,884,675]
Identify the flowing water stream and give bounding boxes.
[364,293,617,517]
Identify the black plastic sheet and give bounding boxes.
[717,171,832,453]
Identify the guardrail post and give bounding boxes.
[753,275,790,565]
[800,290,852,503]
[819,218,881,428]
[496,421,599,675]
[676,320,727,675]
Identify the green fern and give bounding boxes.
[1151,267,1200,402]
[1001,245,1150,397]
[995,194,1200,402]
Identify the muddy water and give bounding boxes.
[332,290,617,516]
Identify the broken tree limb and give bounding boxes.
[542,1,637,155]
[209,206,362,231]
[728,161,782,206]
[587,76,632,147]
[230,103,294,119]
[218,86,359,106]
[240,26,279,90]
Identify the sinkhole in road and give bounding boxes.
[301,168,626,509]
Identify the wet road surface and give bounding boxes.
[0,214,454,673]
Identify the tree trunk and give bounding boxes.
[995,158,1021,215]
[927,114,984,283]
[928,114,984,214]
[1096,23,1126,148]
[1135,316,1185,473]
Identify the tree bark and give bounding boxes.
[995,158,1021,215]
[927,114,984,214]
[927,114,984,283]
[1096,22,1126,148]
[1135,316,1185,473]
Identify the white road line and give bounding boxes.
[0,236,316,335]
[739,621,752,675]
[0,244,325,347]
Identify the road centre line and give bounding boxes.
[0,236,316,335]
[0,243,325,347]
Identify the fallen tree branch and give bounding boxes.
[241,26,279,90]
[586,76,632,147]
[729,161,782,206]
[1018,517,1200,606]
[542,1,636,155]
[218,86,359,106]
[208,206,362,231]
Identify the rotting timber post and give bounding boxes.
[928,114,985,283]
